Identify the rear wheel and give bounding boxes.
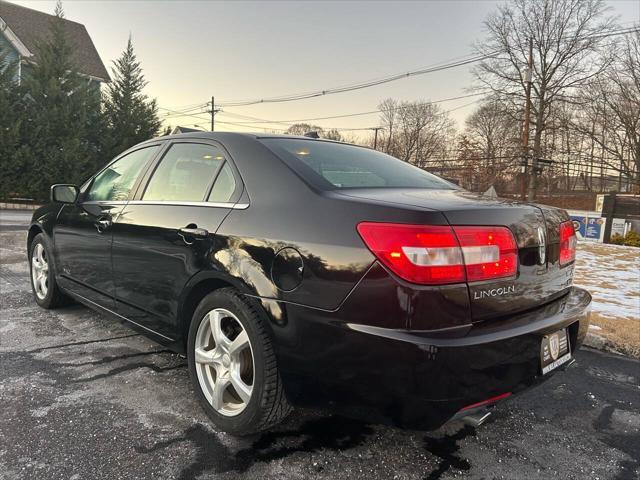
[187,288,291,435]
[29,233,69,309]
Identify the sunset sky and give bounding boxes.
[13,0,640,138]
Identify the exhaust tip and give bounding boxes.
[461,411,492,428]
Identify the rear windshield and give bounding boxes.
[260,138,455,191]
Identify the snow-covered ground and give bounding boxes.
[573,241,640,356]
[574,242,640,321]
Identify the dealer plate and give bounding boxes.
[541,329,571,375]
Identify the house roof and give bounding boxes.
[171,126,206,134]
[0,1,109,81]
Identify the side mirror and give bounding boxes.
[51,184,79,204]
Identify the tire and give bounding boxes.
[29,233,69,309]
[187,287,291,435]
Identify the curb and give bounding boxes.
[584,332,627,357]
[0,202,42,210]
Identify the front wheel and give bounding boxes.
[187,288,291,435]
[29,233,69,309]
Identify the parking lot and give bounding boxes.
[1,210,639,480]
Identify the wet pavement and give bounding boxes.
[1,210,638,479]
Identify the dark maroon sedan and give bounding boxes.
[28,133,590,434]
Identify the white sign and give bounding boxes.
[611,218,626,238]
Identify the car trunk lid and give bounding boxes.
[337,188,575,321]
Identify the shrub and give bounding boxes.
[610,230,640,247]
[623,230,640,247]
[610,233,625,245]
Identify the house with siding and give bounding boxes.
[0,0,109,84]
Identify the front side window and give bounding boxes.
[87,146,159,201]
[261,138,455,191]
[143,143,225,202]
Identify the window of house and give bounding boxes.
[143,143,226,202]
[87,146,159,202]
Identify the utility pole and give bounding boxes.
[371,127,383,150]
[521,38,533,200]
[211,96,215,131]
[209,96,222,132]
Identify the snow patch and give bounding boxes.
[574,243,640,321]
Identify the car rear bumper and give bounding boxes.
[275,286,591,429]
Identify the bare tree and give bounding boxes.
[463,97,521,189]
[323,129,343,141]
[285,123,324,136]
[583,31,640,188]
[378,98,399,154]
[376,99,455,167]
[473,0,616,199]
[284,124,345,142]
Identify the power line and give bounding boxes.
[161,109,210,119]
[159,27,637,121]
[578,26,639,40]
[219,98,481,132]
[207,120,287,133]
[157,25,639,122]
[161,91,484,123]
[158,26,638,133]
[158,103,209,115]
[209,26,639,108]
[178,121,281,133]
[218,92,487,126]
[216,54,493,107]
[161,95,484,133]
[220,98,481,131]
[159,107,210,121]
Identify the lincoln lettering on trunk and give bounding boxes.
[473,285,516,300]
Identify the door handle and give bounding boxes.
[178,226,209,245]
[95,217,112,233]
[179,227,209,238]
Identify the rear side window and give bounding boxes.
[208,162,236,203]
[88,146,159,201]
[143,143,225,202]
[260,138,455,190]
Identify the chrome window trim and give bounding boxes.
[82,200,129,205]
[82,200,248,209]
[82,143,165,199]
[128,200,249,209]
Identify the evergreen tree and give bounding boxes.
[103,37,161,160]
[0,49,20,199]
[0,47,22,199]
[19,1,104,200]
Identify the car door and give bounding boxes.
[54,144,163,309]
[111,140,244,338]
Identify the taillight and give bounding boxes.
[453,226,518,282]
[559,220,577,265]
[357,222,518,285]
[356,223,465,284]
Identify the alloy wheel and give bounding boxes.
[194,308,255,416]
[31,243,49,300]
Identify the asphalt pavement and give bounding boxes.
[1,210,638,480]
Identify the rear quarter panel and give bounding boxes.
[213,136,468,330]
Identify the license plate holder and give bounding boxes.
[540,328,571,375]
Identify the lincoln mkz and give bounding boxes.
[28,133,591,434]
